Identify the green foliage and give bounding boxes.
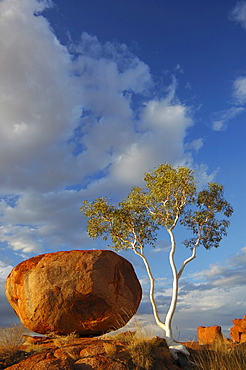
[143,163,196,229]
[81,163,233,252]
[81,196,158,252]
[181,182,234,249]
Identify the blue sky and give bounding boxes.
[0,0,245,340]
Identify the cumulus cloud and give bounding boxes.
[110,93,194,185]
[0,0,82,193]
[0,0,206,259]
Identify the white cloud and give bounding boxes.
[229,1,246,30]
[111,92,194,185]
[233,76,246,104]
[185,138,203,152]
[212,106,245,131]
[0,225,42,254]
[202,247,246,288]
[0,261,13,278]
[229,3,246,107]
[193,163,218,188]
[0,190,94,253]
[0,0,218,332]
[0,0,82,193]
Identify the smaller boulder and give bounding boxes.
[230,315,246,342]
[197,325,223,345]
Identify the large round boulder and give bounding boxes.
[5,250,142,336]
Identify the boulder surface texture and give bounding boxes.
[5,250,142,336]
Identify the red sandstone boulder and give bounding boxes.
[197,325,223,345]
[5,250,142,336]
[230,315,246,342]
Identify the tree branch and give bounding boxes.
[177,225,203,279]
[132,243,166,332]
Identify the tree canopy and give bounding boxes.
[81,163,233,350]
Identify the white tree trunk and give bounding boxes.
[133,247,166,332]
[140,244,190,358]
[132,235,198,357]
[165,228,178,340]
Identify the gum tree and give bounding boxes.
[81,163,233,353]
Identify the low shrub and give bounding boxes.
[0,324,28,366]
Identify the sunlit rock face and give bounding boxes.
[5,250,142,336]
[197,325,223,345]
[230,316,246,342]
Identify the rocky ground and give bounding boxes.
[0,333,191,370]
[2,332,246,370]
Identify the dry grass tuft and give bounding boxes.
[107,330,136,343]
[0,324,29,366]
[193,339,246,370]
[103,318,172,369]
[103,341,117,358]
[127,336,171,370]
[127,337,155,370]
[24,343,45,354]
[50,332,79,347]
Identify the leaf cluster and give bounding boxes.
[143,164,196,229]
[81,197,157,252]
[181,183,234,249]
